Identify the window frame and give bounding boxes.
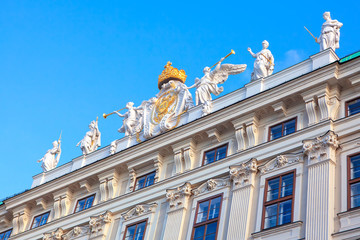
[134,171,156,191]
[345,96,360,117]
[261,170,296,230]
[347,152,360,210]
[30,211,50,229]
[122,219,148,240]
[268,117,297,141]
[0,229,12,240]
[191,194,223,240]
[74,194,96,213]
[202,144,228,166]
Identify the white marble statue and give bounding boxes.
[37,139,61,172]
[76,119,101,155]
[114,102,144,136]
[317,12,343,51]
[248,40,274,80]
[188,58,246,115]
[109,140,117,155]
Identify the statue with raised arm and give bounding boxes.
[248,40,274,81]
[317,12,343,51]
[113,102,144,136]
[188,56,247,115]
[76,118,101,155]
[38,134,62,172]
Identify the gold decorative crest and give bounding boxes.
[158,62,187,89]
[151,90,178,125]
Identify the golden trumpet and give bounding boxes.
[209,49,235,69]
[103,107,126,119]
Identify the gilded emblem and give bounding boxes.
[151,90,178,125]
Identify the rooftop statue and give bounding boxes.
[248,40,274,81]
[188,50,247,115]
[76,118,101,155]
[37,133,61,172]
[113,102,144,136]
[317,12,343,51]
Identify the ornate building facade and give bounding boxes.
[1,48,360,240]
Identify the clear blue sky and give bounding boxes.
[0,0,359,200]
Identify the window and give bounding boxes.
[74,195,95,213]
[346,97,360,117]
[31,212,50,229]
[269,118,296,141]
[262,171,295,229]
[203,145,228,165]
[0,229,11,240]
[134,172,156,191]
[348,153,360,209]
[123,220,147,240]
[192,195,222,240]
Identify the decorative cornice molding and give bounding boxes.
[122,203,158,221]
[89,210,113,234]
[229,158,257,187]
[303,130,339,164]
[62,226,89,240]
[259,153,303,175]
[166,182,192,209]
[191,178,230,196]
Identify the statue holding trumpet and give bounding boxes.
[110,102,145,136]
[77,118,101,155]
[187,49,247,115]
[247,40,274,81]
[38,132,62,172]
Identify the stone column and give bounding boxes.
[227,159,257,240]
[303,131,339,240]
[163,182,192,240]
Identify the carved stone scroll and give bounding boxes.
[229,158,257,188]
[166,182,192,210]
[121,203,158,221]
[191,178,230,196]
[259,153,303,175]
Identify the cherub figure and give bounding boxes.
[38,139,61,172]
[188,57,246,115]
[77,119,101,155]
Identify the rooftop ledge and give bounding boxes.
[31,48,340,188]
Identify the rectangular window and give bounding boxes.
[31,212,50,229]
[74,195,95,213]
[0,229,12,240]
[262,171,295,229]
[346,97,360,117]
[123,220,147,240]
[348,153,360,209]
[135,172,156,191]
[269,118,296,141]
[192,195,222,240]
[203,144,228,165]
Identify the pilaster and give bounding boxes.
[245,116,259,148]
[53,188,72,219]
[97,169,119,202]
[303,131,339,240]
[172,139,196,175]
[227,159,257,240]
[163,182,192,240]
[89,211,113,240]
[231,119,246,151]
[12,206,30,235]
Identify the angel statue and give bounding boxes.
[317,12,343,52]
[248,40,274,81]
[188,56,247,115]
[37,134,61,172]
[113,102,144,136]
[76,118,101,155]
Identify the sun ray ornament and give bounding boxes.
[188,50,247,116]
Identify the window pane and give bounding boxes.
[264,204,278,228]
[196,201,209,223]
[85,196,94,209]
[351,155,360,179]
[279,200,292,225]
[145,172,156,187]
[283,119,296,136]
[281,174,294,197]
[32,216,41,228]
[3,230,11,240]
[267,178,280,201]
[134,222,146,240]
[136,177,146,190]
[0,233,4,239]
[351,182,360,208]
[270,124,283,140]
[205,221,218,240]
[204,150,215,165]
[348,99,360,116]
[76,199,85,212]
[124,225,136,240]
[208,197,221,220]
[40,212,49,226]
[193,225,205,239]
[216,146,227,161]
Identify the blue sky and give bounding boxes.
[0,0,359,200]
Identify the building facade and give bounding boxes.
[1,48,360,240]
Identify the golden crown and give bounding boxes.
[158,61,187,89]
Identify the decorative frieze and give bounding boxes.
[43,228,64,240]
[121,203,157,221]
[229,158,257,188]
[62,226,89,240]
[166,182,192,210]
[303,130,339,165]
[259,153,303,175]
[192,178,230,196]
[89,211,112,235]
